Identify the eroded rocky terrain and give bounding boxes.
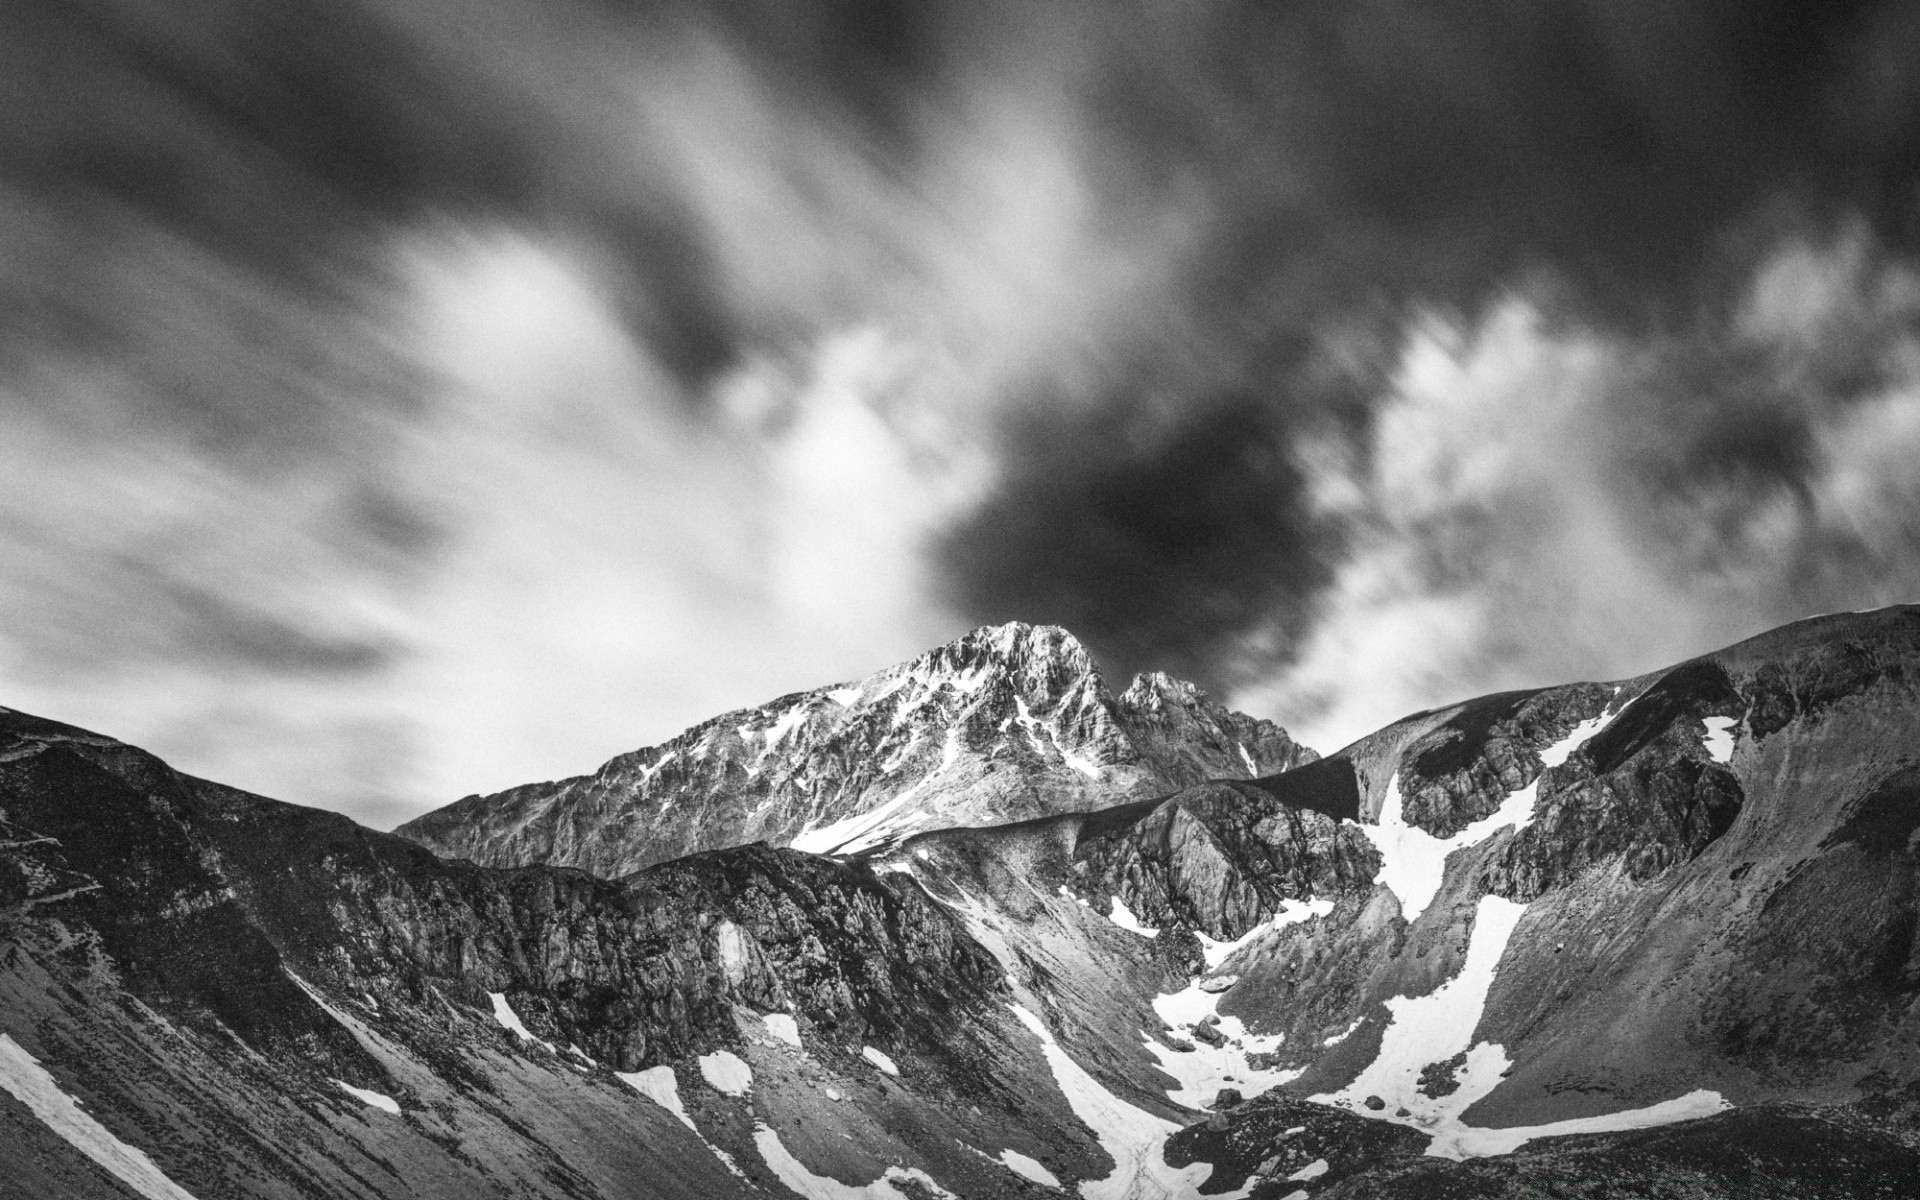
[4,609,1920,1199]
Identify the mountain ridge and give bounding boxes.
[398,620,1314,875]
[4,605,1920,1199]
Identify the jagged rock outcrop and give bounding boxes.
[9,606,1920,1200]
[398,621,1313,876]
[1068,782,1380,941]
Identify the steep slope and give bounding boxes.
[7,606,1920,1200]
[398,622,1311,875]
[868,605,1920,1187]
[0,706,1242,1200]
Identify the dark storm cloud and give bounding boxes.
[931,0,1920,694]
[9,0,1920,812]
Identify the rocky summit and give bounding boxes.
[4,608,1920,1199]
[397,622,1313,875]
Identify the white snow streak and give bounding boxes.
[1362,715,1607,924]
[1195,898,1333,969]
[1701,716,1738,764]
[791,728,961,854]
[333,1081,400,1114]
[698,1050,754,1096]
[861,1046,900,1076]
[1237,745,1259,777]
[1009,1005,1249,1200]
[1310,895,1730,1158]
[1322,1016,1365,1047]
[488,992,556,1052]
[1426,1090,1730,1158]
[999,1149,1062,1188]
[1286,1159,1329,1181]
[617,1066,747,1177]
[754,1123,957,1199]
[1015,696,1104,779]
[0,1034,201,1200]
[1107,895,1160,938]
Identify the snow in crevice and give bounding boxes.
[828,686,864,706]
[1057,884,1092,908]
[1701,716,1738,764]
[757,703,814,764]
[333,1080,400,1114]
[1195,898,1333,969]
[754,1123,957,1199]
[1237,744,1259,777]
[1107,895,1160,938]
[1286,1158,1329,1181]
[1009,1005,1248,1200]
[861,1046,900,1076]
[1145,981,1301,1110]
[1015,696,1104,779]
[489,992,556,1053]
[617,1066,747,1177]
[0,1034,201,1200]
[792,728,961,855]
[698,1050,754,1096]
[1308,895,1730,1159]
[1362,714,1608,925]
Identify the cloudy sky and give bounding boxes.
[5,0,1920,828]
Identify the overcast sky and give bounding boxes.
[5,0,1920,827]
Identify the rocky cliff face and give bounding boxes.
[7,607,1920,1200]
[398,621,1313,875]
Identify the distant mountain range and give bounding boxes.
[3,609,1919,1199]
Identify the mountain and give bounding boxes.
[398,622,1313,874]
[4,607,1920,1199]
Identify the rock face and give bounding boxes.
[7,606,1920,1200]
[398,621,1313,875]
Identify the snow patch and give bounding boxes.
[757,703,814,763]
[1015,696,1104,779]
[792,728,962,855]
[1238,744,1259,777]
[1146,980,1301,1110]
[1107,895,1160,938]
[999,1149,1062,1188]
[1363,713,1605,924]
[1010,1005,1249,1200]
[1058,884,1092,908]
[1287,1158,1329,1181]
[489,992,556,1053]
[617,1066,747,1177]
[1702,716,1737,764]
[1309,895,1730,1159]
[754,1123,957,1200]
[828,686,864,706]
[699,1050,754,1096]
[333,1081,400,1114]
[1322,1016,1365,1047]
[1312,895,1525,1126]
[764,1013,803,1049]
[1196,898,1333,969]
[861,1046,900,1076]
[0,1034,201,1200]
[1429,1090,1731,1159]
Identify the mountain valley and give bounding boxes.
[4,613,1920,1198]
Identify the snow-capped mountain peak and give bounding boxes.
[398,621,1313,875]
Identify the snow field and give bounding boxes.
[1362,714,1609,924]
[0,1033,201,1200]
